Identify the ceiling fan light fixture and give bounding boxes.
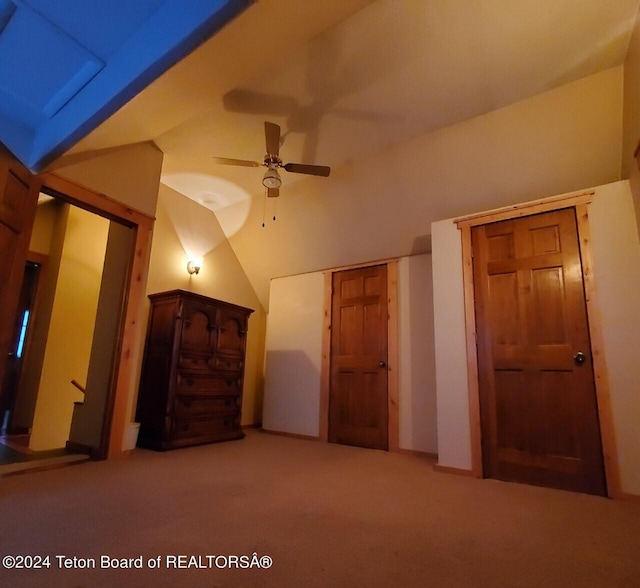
[262,167,282,189]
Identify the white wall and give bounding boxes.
[262,272,325,437]
[263,255,438,453]
[431,180,640,496]
[431,221,471,469]
[397,255,437,454]
[588,181,640,494]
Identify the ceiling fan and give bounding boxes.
[212,121,330,197]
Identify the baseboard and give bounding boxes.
[259,428,320,442]
[433,464,477,477]
[618,492,640,503]
[242,423,262,430]
[65,440,98,458]
[395,447,438,460]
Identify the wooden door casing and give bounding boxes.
[472,208,606,495]
[0,148,38,412]
[329,264,389,450]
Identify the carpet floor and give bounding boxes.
[0,429,638,588]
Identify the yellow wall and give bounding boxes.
[144,184,266,425]
[51,142,164,217]
[12,199,68,430]
[30,206,109,450]
[29,197,58,255]
[623,4,640,232]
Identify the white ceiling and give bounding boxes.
[71,0,639,171]
[64,0,640,305]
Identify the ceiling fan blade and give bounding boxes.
[265,121,281,157]
[212,157,260,167]
[283,162,331,177]
[267,187,279,198]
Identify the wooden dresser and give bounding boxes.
[136,290,253,450]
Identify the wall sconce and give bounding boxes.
[187,260,201,275]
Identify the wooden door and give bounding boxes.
[329,264,388,450]
[1,261,41,429]
[472,208,606,495]
[0,148,38,413]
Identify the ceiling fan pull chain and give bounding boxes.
[273,198,277,222]
[261,189,267,228]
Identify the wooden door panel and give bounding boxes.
[329,264,388,450]
[473,208,606,495]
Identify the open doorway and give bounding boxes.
[0,188,136,473]
[0,150,154,472]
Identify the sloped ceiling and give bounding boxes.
[0,0,252,170]
[54,0,640,307]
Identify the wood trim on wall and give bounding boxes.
[35,172,155,460]
[387,260,400,453]
[433,464,477,477]
[459,225,483,478]
[260,428,320,442]
[319,271,332,442]
[105,218,154,459]
[455,190,621,497]
[455,190,594,228]
[574,203,622,498]
[319,260,400,452]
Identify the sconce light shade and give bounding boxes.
[187,260,201,275]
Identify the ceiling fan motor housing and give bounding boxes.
[262,166,282,189]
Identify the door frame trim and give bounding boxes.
[319,259,399,452]
[454,189,621,497]
[34,172,154,459]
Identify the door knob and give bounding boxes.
[378,361,386,368]
[573,351,586,366]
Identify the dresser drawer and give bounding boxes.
[172,414,240,440]
[213,355,244,371]
[174,395,240,416]
[176,372,241,395]
[178,352,213,371]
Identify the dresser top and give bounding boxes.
[148,289,254,315]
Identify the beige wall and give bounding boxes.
[623,4,640,231]
[52,142,164,217]
[431,180,640,496]
[230,67,623,308]
[30,207,109,450]
[143,184,267,426]
[262,255,437,453]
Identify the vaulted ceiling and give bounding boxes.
[10,0,640,306]
[0,0,252,170]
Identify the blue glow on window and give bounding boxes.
[16,309,30,359]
